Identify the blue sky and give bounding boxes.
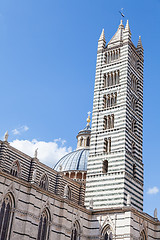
[0,0,160,217]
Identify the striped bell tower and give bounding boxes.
[85,20,144,211]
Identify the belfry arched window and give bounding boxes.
[101,225,113,240]
[39,173,49,191]
[10,160,21,177]
[0,193,14,240]
[37,208,51,240]
[102,160,108,174]
[71,221,80,240]
[140,230,147,240]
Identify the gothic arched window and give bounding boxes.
[104,95,107,109]
[39,174,49,191]
[104,73,106,88]
[140,230,147,240]
[102,225,113,240]
[10,160,21,177]
[133,163,136,177]
[104,116,107,130]
[104,138,108,153]
[0,193,14,240]
[37,208,50,240]
[71,221,80,240]
[102,160,108,174]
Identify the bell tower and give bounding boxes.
[85,20,144,210]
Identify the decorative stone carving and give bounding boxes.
[89,198,94,209]
[4,131,9,141]
[154,208,158,219]
[34,148,38,158]
[127,193,131,206]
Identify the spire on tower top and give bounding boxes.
[99,29,105,41]
[120,19,123,26]
[125,20,131,33]
[137,36,143,49]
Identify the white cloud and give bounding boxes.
[12,125,29,135]
[147,186,159,195]
[10,139,72,168]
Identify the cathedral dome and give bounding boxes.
[53,113,91,182]
[54,148,89,172]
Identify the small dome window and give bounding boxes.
[86,137,90,146]
[80,137,83,146]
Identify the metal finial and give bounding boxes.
[87,112,91,126]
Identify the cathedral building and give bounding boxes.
[0,20,160,240]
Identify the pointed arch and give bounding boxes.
[140,230,147,240]
[37,208,51,240]
[39,173,49,191]
[101,224,113,240]
[0,192,15,240]
[71,220,81,240]
[10,160,21,177]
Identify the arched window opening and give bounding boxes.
[117,70,120,84]
[104,116,107,130]
[71,221,80,240]
[39,174,49,191]
[102,225,113,240]
[131,119,136,133]
[86,137,90,147]
[0,193,14,240]
[140,230,147,240]
[80,137,83,147]
[108,138,111,153]
[131,141,135,155]
[104,139,108,153]
[104,95,107,109]
[111,94,114,107]
[104,138,111,153]
[107,73,110,87]
[108,116,111,129]
[37,208,50,240]
[111,115,114,128]
[104,73,106,88]
[102,160,108,174]
[133,164,136,178]
[10,160,21,177]
[114,93,117,105]
[64,185,71,199]
[107,95,110,108]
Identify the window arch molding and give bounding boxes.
[101,224,113,240]
[10,160,21,177]
[140,230,147,240]
[71,220,81,240]
[37,207,51,240]
[0,192,15,240]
